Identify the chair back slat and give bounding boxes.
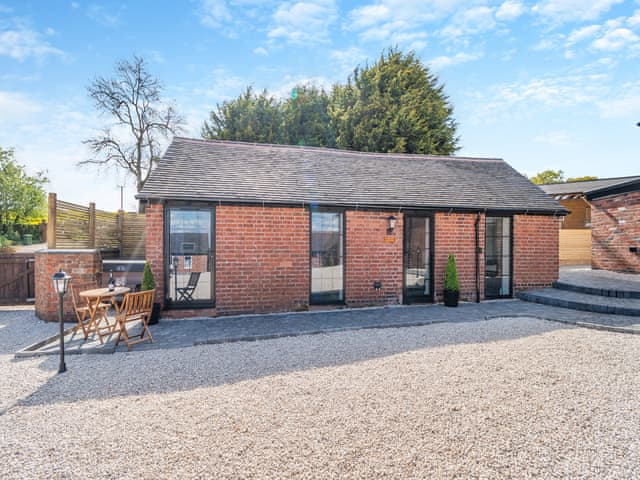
[121,289,155,318]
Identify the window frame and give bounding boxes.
[309,208,346,305]
[484,215,513,299]
[164,204,216,309]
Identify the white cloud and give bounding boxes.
[86,4,121,27]
[532,0,623,23]
[0,91,42,120]
[253,46,269,56]
[629,10,640,27]
[0,26,65,61]
[533,130,574,146]
[473,73,611,123]
[440,6,496,39]
[597,84,640,118]
[268,0,338,45]
[592,27,640,50]
[347,0,467,44]
[566,25,601,46]
[429,51,483,70]
[329,46,367,74]
[269,74,333,99]
[496,1,527,21]
[200,0,233,28]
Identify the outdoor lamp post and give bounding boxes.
[52,268,71,374]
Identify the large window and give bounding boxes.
[166,207,215,307]
[403,216,432,303]
[311,211,344,304]
[485,216,512,298]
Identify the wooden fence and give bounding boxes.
[47,193,145,258]
[0,254,35,304]
[559,229,591,265]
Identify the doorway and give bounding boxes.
[403,215,432,303]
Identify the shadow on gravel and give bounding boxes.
[16,314,572,408]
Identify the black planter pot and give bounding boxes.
[443,289,459,307]
[148,302,161,325]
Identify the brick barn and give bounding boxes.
[586,178,640,273]
[137,137,566,317]
[541,176,640,273]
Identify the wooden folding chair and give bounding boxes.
[70,285,91,339]
[115,289,155,351]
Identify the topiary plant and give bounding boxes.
[444,253,459,292]
[141,261,156,291]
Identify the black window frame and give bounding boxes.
[402,212,434,304]
[164,203,216,309]
[484,215,513,299]
[309,208,346,306]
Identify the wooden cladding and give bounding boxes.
[48,193,145,258]
[559,229,591,265]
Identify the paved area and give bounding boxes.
[518,288,640,316]
[559,265,640,293]
[14,298,640,357]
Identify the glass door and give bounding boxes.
[485,216,512,298]
[166,207,215,307]
[310,211,344,304]
[403,216,432,303]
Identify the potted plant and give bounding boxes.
[142,261,161,324]
[443,253,460,307]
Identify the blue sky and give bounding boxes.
[1,0,639,211]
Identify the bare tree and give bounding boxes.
[81,56,184,210]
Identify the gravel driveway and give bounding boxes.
[1,311,639,479]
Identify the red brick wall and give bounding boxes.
[142,204,561,317]
[433,212,484,302]
[145,202,165,306]
[591,191,640,273]
[35,250,102,322]
[345,211,403,306]
[513,214,561,291]
[215,205,309,315]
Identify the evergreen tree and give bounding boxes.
[329,48,459,155]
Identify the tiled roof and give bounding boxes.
[540,176,640,196]
[138,137,565,214]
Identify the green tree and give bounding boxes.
[329,48,459,154]
[566,175,598,182]
[530,169,565,185]
[282,85,335,147]
[0,147,48,235]
[202,86,285,144]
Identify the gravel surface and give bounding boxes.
[0,309,58,414]
[1,311,639,479]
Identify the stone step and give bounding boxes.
[552,281,640,300]
[517,288,640,316]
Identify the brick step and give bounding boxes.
[552,281,640,300]
[517,288,640,316]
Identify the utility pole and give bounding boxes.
[118,185,124,210]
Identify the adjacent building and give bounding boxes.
[541,176,640,273]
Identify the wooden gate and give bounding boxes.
[0,254,35,304]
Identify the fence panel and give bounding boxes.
[95,209,119,251]
[55,200,90,249]
[122,213,146,258]
[559,229,591,265]
[51,195,145,258]
[0,254,35,304]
